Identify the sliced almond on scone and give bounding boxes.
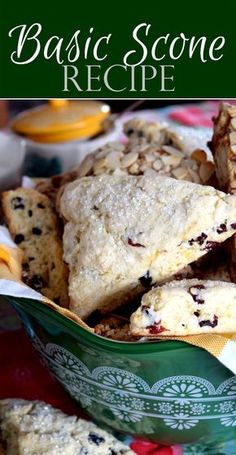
[210,102,236,284]
[210,102,236,193]
[38,119,214,210]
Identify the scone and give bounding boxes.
[35,168,82,206]
[60,175,236,319]
[209,102,236,284]
[94,315,137,341]
[210,102,236,193]
[123,118,167,143]
[76,117,214,184]
[2,189,69,307]
[0,399,134,455]
[76,138,214,184]
[130,279,236,337]
[37,119,214,208]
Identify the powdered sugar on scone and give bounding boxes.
[0,399,134,455]
[60,175,236,319]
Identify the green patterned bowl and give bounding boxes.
[5,296,236,445]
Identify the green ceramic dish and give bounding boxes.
[4,295,236,445]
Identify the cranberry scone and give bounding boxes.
[2,188,69,307]
[130,279,236,337]
[60,175,236,319]
[0,399,134,455]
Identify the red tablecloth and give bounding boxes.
[0,328,84,416]
[0,326,181,454]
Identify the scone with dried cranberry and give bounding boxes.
[130,279,236,337]
[0,399,134,455]
[2,189,69,307]
[60,174,236,319]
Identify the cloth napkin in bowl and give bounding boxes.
[1,276,236,375]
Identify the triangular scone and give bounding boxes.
[130,279,236,337]
[0,399,134,455]
[60,175,236,319]
[210,102,236,193]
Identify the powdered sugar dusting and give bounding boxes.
[60,175,236,319]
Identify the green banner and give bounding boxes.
[1,1,236,98]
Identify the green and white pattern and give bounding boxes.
[31,336,236,432]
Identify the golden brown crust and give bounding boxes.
[2,188,69,308]
[210,102,236,193]
[94,315,138,341]
[36,168,81,207]
[210,103,236,284]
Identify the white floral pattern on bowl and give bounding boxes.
[31,335,236,432]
